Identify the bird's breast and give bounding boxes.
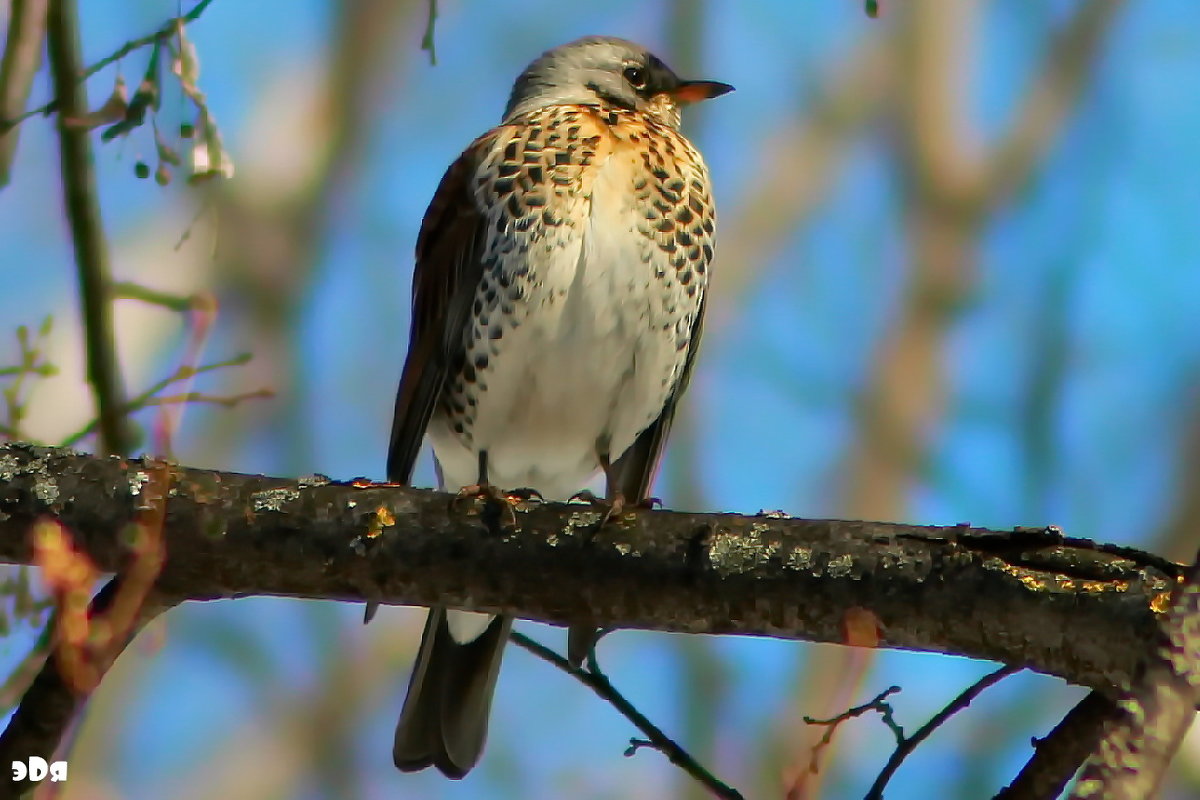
[428,106,713,498]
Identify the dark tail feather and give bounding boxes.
[567,624,598,667]
[394,608,512,778]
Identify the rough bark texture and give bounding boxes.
[1070,556,1200,799]
[0,442,1180,692]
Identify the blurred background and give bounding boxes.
[2,0,1200,797]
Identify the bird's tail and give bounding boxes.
[394,608,512,778]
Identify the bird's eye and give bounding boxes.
[623,66,647,89]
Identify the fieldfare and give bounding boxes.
[387,35,732,778]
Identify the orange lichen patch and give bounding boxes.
[990,560,1131,596]
[990,561,1051,592]
[843,607,881,648]
[365,506,396,539]
[1150,589,1174,615]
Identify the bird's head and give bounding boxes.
[503,36,734,128]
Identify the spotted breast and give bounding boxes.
[424,104,715,500]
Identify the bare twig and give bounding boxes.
[420,0,438,65]
[1,318,57,441]
[58,353,251,448]
[864,666,1020,799]
[0,0,50,185]
[3,0,217,130]
[148,286,219,458]
[511,632,744,800]
[802,685,904,775]
[110,281,205,313]
[144,389,273,408]
[46,0,132,457]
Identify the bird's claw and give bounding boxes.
[568,490,628,527]
[450,482,525,527]
[505,487,545,505]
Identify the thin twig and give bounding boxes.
[3,0,216,130]
[149,284,219,458]
[1,318,57,440]
[420,0,438,65]
[802,685,904,774]
[144,388,273,408]
[511,631,744,800]
[111,280,202,313]
[864,666,1020,799]
[58,353,251,448]
[47,0,132,457]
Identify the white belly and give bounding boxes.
[428,190,687,501]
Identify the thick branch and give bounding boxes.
[0,442,1179,693]
[1070,553,1200,799]
[995,691,1118,800]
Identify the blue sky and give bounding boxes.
[2,1,1200,797]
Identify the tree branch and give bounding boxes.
[3,0,217,130]
[46,0,132,457]
[864,666,1019,799]
[0,442,1178,693]
[0,441,1184,786]
[995,691,1118,800]
[511,632,743,800]
[1069,551,1200,799]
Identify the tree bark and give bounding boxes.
[0,442,1178,692]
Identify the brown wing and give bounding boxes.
[609,293,708,501]
[386,131,499,483]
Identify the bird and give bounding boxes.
[386,35,732,779]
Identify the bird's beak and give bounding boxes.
[669,80,735,104]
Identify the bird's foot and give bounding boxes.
[568,489,603,505]
[505,487,545,505]
[451,483,538,527]
[568,490,631,528]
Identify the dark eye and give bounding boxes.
[623,66,647,89]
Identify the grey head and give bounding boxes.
[502,36,733,127]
